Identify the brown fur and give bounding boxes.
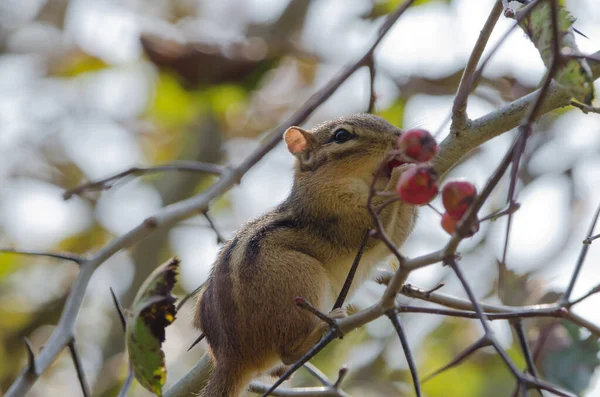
[194,114,418,396]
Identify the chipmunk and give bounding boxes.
[194,114,418,396]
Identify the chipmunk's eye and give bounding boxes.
[332,128,353,143]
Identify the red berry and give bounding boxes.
[441,212,457,234]
[396,165,438,205]
[442,180,477,218]
[441,212,480,237]
[397,129,438,162]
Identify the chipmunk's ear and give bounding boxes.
[284,127,314,154]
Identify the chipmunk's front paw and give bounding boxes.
[386,163,417,191]
[328,307,347,320]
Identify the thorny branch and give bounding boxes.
[5,0,600,395]
[63,161,225,199]
[0,249,86,265]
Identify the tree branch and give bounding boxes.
[63,161,225,200]
[434,50,600,178]
[451,0,504,130]
[386,311,422,396]
[249,382,350,397]
[561,199,600,304]
[0,249,85,265]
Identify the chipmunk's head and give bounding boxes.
[284,114,401,184]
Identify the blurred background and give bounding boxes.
[1,0,600,396]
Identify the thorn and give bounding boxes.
[24,337,36,375]
[424,283,445,297]
[203,211,226,244]
[187,334,205,351]
[573,27,589,39]
[68,339,91,397]
[109,287,127,331]
[422,336,491,383]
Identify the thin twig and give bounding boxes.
[260,331,338,397]
[395,305,565,321]
[583,233,600,245]
[570,100,600,114]
[203,211,226,244]
[296,297,341,335]
[366,54,376,113]
[426,203,443,216]
[561,200,600,304]
[332,232,369,310]
[396,282,599,337]
[451,0,503,130]
[479,202,521,222]
[499,133,528,299]
[422,336,492,383]
[250,381,350,397]
[116,369,135,397]
[68,339,91,397]
[63,162,225,199]
[176,283,205,311]
[303,363,332,387]
[512,320,542,396]
[386,311,422,396]
[566,284,600,308]
[0,249,85,265]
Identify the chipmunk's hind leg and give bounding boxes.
[279,308,346,365]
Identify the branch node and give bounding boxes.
[143,216,159,228]
[333,365,348,389]
[295,296,343,338]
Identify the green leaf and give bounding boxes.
[518,2,595,104]
[542,321,600,394]
[126,257,179,396]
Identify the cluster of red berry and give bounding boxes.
[391,129,479,236]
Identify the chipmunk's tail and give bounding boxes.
[202,362,251,397]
